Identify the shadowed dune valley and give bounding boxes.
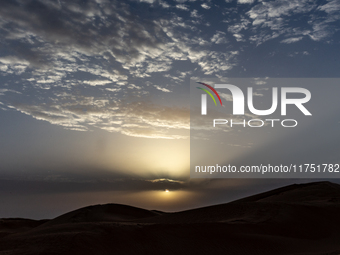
[1,181,340,255]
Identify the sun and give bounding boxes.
[165,189,169,193]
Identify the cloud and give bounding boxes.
[219,93,233,102]
[280,37,303,44]
[120,129,187,139]
[252,92,263,97]
[138,0,157,3]
[0,89,22,96]
[154,85,171,92]
[211,31,228,44]
[0,56,30,74]
[201,3,211,9]
[228,18,250,34]
[318,0,340,13]
[105,88,121,92]
[83,80,113,86]
[190,9,201,18]
[0,0,240,85]
[176,4,189,11]
[238,0,255,4]
[0,1,206,140]
[198,51,238,75]
[1,0,338,139]
[0,0,171,71]
[244,0,340,45]
[6,98,189,139]
[247,0,314,21]
[158,0,170,8]
[253,78,268,85]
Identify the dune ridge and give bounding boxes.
[1,181,340,255]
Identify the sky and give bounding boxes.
[0,0,340,219]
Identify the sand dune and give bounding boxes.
[1,181,340,255]
[41,204,159,227]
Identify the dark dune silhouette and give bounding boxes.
[41,204,160,227]
[1,181,340,255]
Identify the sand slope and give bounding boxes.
[1,181,340,255]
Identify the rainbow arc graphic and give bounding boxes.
[196,82,222,106]
[196,82,222,115]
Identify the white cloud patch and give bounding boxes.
[219,93,233,102]
[198,51,239,75]
[318,0,340,13]
[176,4,189,11]
[211,31,228,44]
[158,1,170,8]
[244,0,340,44]
[253,78,268,85]
[281,37,303,44]
[83,80,113,86]
[154,85,171,92]
[238,0,255,4]
[6,99,189,139]
[0,56,30,74]
[190,9,201,18]
[0,89,22,96]
[253,92,263,97]
[201,3,211,9]
[105,88,121,92]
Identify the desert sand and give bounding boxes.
[1,181,340,255]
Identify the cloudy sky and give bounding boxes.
[0,0,340,219]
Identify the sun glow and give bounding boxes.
[165,189,169,193]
